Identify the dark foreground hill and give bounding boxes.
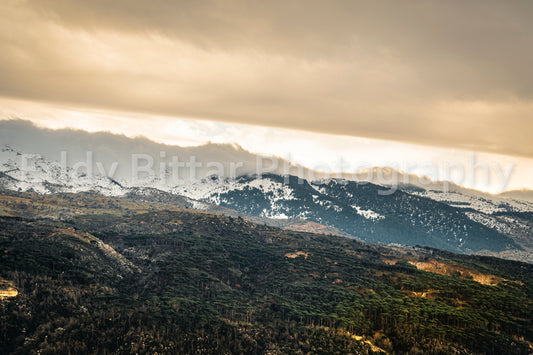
[0,191,532,354]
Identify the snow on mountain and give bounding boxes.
[0,145,124,195]
[408,189,533,214]
[356,167,533,214]
[173,175,301,219]
[0,119,314,185]
[173,175,294,202]
[351,205,384,221]
[464,212,515,236]
[1,138,532,261]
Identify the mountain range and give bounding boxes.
[1,120,532,263]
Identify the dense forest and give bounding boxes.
[0,190,532,354]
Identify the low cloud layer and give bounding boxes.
[1,1,532,156]
[2,118,532,193]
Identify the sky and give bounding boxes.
[0,1,532,192]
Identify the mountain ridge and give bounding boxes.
[1,125,532,262]
[1,119,532,197]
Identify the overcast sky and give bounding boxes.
[0,0,532,192]
[1,0,532,156]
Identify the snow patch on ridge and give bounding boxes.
[174,175,296,204]
[352,205,384,221]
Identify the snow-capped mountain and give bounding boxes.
[0,145,124,195]
[1,139,532,261]
[174,174,532,255]
[0,144,345,236]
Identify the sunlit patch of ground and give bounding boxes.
[0,279,18,299]
[285,251,310,259]
[408,260,507,286]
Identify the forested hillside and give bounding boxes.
[0,191,532,354]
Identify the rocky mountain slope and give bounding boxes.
[174,174,532,260]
